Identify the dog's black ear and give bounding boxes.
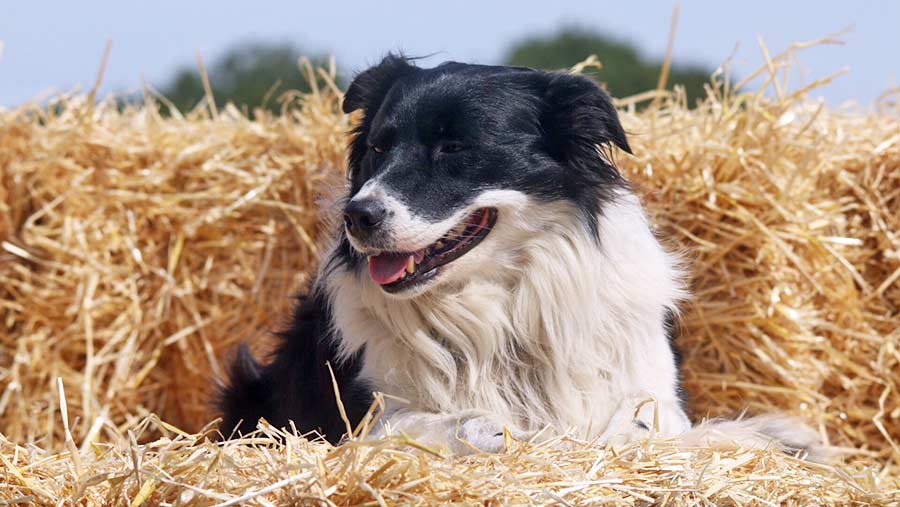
[343,53,416,114]
[541,72,631,177]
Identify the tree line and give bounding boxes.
[158,27,713,115]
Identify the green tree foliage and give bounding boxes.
[505,27,712,104]
[154,29,713,116]
[158,42,333,116]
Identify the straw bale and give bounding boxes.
[0,47,898,505]
[0,78,350,444]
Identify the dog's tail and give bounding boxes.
[679,413,832,463]
[216,343,272,439]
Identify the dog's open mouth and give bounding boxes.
[368,208,497,292]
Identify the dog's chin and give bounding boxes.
[351,208,498,298]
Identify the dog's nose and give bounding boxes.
[344,198,388,238]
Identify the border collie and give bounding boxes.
[219,55,825,460]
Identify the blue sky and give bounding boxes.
[1,1,898,107]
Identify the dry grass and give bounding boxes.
[1,43,898,505]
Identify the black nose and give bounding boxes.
[344,198,388,238]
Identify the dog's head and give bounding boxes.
[338,54,631,297]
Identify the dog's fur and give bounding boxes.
[219,55,826,460]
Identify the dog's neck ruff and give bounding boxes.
[324,190,686,436]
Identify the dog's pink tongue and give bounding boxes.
[368,253,410,285]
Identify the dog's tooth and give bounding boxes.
[406,255,416,274]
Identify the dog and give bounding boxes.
[218,54,826,459]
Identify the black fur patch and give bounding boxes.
[664,308,690,416]
[217,289,372,444]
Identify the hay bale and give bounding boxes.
[0,85,352,451]
[1,49,898,504]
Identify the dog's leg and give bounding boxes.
[372,409,530,455]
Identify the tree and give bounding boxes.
[157,42,334,116]
[504,27,712,105]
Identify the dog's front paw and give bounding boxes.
[451,413,528,455]
[374,409,531,455]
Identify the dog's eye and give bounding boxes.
[370,145,385,154]
[439,142,465,154]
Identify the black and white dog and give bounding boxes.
[219,55,824,458]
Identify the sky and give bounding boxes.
[1,1,898,108]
